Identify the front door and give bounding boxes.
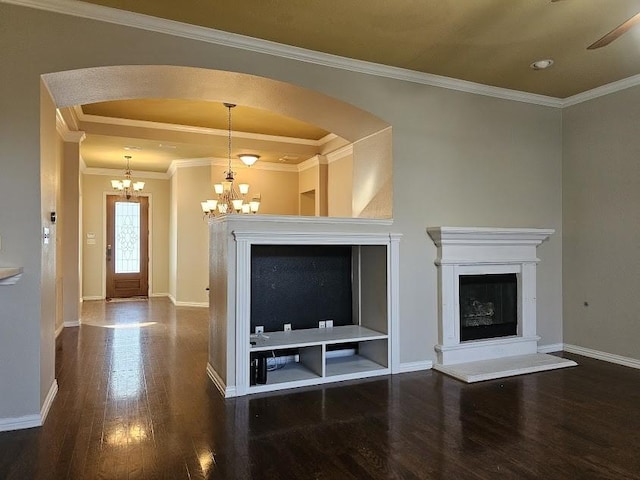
[106,195,149,299]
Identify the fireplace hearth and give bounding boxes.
[427,227,576,383]
[427,227,551,365]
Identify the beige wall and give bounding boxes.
[328,155,353,217]
[61,140,82,328]
[81,174,170,298]
[297,159,328,216]
[211,164,299,216]
[174,166,210,304]
[1,3,564,420]
[563,85,640,359]
[353,128,393,218]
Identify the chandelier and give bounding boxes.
[201,103,261,217]
[111,155,144,200]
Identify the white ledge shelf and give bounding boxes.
[0,267,23,285]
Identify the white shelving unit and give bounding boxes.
[249,325,389,393]
[207,216,401,398]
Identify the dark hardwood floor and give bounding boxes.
[1,298,639,479]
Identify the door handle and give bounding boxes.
[107,244,112,261]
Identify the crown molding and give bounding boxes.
[9,0,638,110]
[561,72,640,108]
[6,0,563,108]
[75,107,328,146]
[211,157,299,173]
[318,133,338,145]
[326,144,353,164]
[167,156,299,176]
[167,158,211,177]
[296,155,329,173]
[55,109,85,142]
[83,167,170,179]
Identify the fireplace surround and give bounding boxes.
[427,227,554,365]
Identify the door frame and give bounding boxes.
[101,191,153,299]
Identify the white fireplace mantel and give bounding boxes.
[427,227,554,366]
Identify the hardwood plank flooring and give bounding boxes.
[0,298,639,479]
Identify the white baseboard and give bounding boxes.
[167,293,208,308]
[174,301,209,308]
[538,343,564,354]
[206,363,236,398]
[563,344,640,370]
[40,380,58,425]
[63,320,80,328]
[0,413,41,432]
[55,323,64,339]
[0,379,58,432]
[150,292,170,298]
[394,360,433,374]
[82,296,103,301]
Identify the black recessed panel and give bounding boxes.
[251,245,353,332]
[459,273,517,341]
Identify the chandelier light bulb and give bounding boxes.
[201,103,263,219]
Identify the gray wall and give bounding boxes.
[563,86,640,359]
[0,4,563,420]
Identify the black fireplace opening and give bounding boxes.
[459,273,517,341]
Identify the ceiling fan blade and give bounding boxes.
[588,12,640,49]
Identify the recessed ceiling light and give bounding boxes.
[158,144,177,149]
[530,59,554,70]
[124,145,142,151]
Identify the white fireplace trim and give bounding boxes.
[427,227,554,366]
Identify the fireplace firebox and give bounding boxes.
[459,273,517,341]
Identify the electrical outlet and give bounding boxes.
[326,320,334,328]
[255,326,264,334]
[284,323,292,332]
[318,321,326,328]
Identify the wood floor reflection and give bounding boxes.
[1,298,639,479]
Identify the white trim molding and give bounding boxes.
[55,323,64,339]
[63,320,80,327]
[7,0,640,107]
[174,301,208,308]
[297,154,328,173]
[74,105,336,147]
[563,344,640,370]
[326,144,353,164]
[55,109,86,143]
[0,379,58,432]
[5,0,562,107]
[207,363,237,398]
[82,295,104,301]
[0,413,41,432]
[562,73,640,108]
[83,167,170,180]
[40,380,58,426]
[538,343,564,354]
[167,294,207,308]
[394,360,433,374]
